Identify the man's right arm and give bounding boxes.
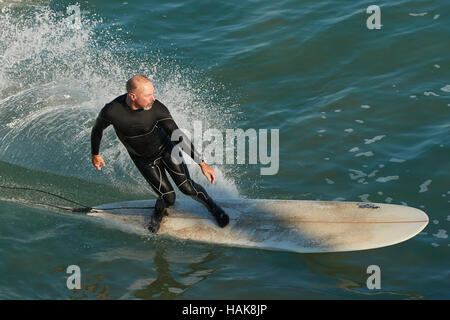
[91,116,111,155]
[91,115,111,170]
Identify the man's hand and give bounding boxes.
[199,161,216,184]
[92,154,106,171]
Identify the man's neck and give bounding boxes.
[125,94,139,110]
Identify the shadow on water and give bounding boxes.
[51,240,223,300]
[129,243,222,300]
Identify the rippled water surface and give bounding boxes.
[0,0,449,299]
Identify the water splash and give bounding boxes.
[0,2,239,200]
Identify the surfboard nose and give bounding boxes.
[408,206,429,224]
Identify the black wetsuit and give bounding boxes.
[91,94,218,216]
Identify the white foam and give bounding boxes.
[409,12,428,16]
[432,229,448,239]
[419,180,432,193]
[355,151,374,157]
[344,128,354,133]
[348,169,366,180]
[440,85,450,92]
[376,176,399,183]
[325,178,335,185]
[368,170,378,178]
[364,135,386,144]
[168,287,184,294]
[361,105,371,109]
[389,158,406,163]
[424,91,439,96]
[0,3,240,200]
[358,194,370,202]
[349,147,359,153]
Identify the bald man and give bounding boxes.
[91,75,229,232]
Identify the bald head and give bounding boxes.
[126,74,152,94]
[126,75,156,110]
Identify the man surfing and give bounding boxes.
[90,74,230,232]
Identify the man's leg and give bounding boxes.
[131,155,176,233]
[161,151,229,228]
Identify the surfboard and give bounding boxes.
[89,199,429,253]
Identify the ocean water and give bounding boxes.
[0,0,449,299]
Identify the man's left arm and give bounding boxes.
[157,103,216,183]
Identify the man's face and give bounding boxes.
[132,83,155,110]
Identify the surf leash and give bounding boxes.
[0,185,154,213]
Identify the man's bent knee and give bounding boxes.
[178,179,198,197]
[161,191,176,207]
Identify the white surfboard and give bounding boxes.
[89,199,429,253]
